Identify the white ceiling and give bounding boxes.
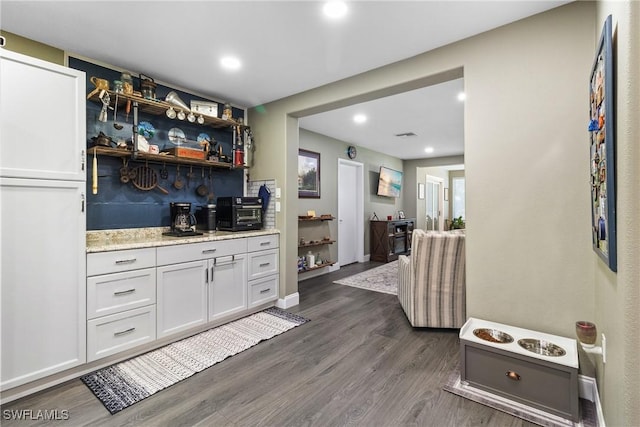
[1,0,570,159]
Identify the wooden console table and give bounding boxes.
[370,219,415,263]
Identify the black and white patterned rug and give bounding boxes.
[443,369,597,427]
[82,307,309,414]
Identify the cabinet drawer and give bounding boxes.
[247,234,279,252]
[87,248,156,276]
[87,306,156,362]
[157,239,247,265]
[462,344,578,420]
[247,249,279,280]
[87,268,156,320]
[248,274,278,308]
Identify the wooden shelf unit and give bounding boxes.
[87,146,245,169]
[298,216,336,274]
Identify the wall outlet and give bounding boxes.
[601,333,606,364]
[275,201,281,212]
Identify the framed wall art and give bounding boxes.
[588,14,616,272]
[298,149,321,198]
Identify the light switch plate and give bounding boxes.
[275,201,281,212]
[275,188,281,198]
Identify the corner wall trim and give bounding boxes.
[578,375,606,426]
[276,292,300,309]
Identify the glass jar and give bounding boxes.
[222,103,232,120]
[120,72,133,95]
[113,80,123,93]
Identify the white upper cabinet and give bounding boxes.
[0,49,86,181]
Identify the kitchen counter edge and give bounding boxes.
[86,229,280,253]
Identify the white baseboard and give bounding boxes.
[578,375,606,426]
[276,292,299,309]
[362,254,370,262]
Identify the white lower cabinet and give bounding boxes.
[86,249,157,362]
[156,260,208,338]
[84,234,278,365]
[156,240,248,337]
[209,254,247,322]
[87,306,156,362]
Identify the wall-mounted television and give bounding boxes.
[376,166,403,198]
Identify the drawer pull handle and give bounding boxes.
[260,288,271,294]
[259,241,271,246]
[214,255,235,266]
[114,289,136,296]
[506,371,521,381]
[115,258,136,265]
[114,327,136,337]
[259,262,271,267]
[202,249,217,254]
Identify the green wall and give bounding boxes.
[0,30,64,65]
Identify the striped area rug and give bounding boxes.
[82,307,309,414]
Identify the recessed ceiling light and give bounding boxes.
[457,92,466,101]
[323,1,348,19]
[353,114,367,124]
[424,147,435,153]
[220,56,241,71]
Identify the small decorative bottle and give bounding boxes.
[306,251,315,269]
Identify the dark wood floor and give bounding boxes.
[1,262,534,426]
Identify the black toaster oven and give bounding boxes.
[216,197,263,231]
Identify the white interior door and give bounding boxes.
[426,175,444,231]
[338,159,364,266]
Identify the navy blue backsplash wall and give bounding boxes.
[69,57,244,230]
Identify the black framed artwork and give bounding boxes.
[588,14,616,272]
[298,149,320,198]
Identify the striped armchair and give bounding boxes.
[397,229,466,328]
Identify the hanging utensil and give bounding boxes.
[92,149,98,194]
[173,165,184,190]
[113,93,123,130]
[125,99,131,123]
[160,163,168,180]
[119,158,131,183]
[187,166,194,188]
[196,167,208,196]
[131,163,168,194]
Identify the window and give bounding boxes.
[452,177,465,219]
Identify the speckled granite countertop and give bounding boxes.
[86,227,280,253]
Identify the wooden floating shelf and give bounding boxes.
[298,240,336,248]
[298,216,335,222]
[298,261,336,274]
[88,90,244,129]
[88,146,248,170]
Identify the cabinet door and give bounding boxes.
[208,254,247,322]
[0,49,86,181]
[1,178,86,389]
[157,260,207,338]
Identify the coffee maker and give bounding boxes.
[163,202,203,237]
